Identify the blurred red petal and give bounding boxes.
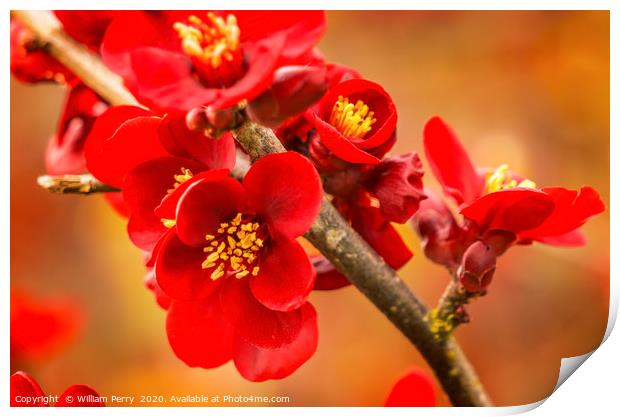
[384,368,436,407]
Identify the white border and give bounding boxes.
[2,1,617,416]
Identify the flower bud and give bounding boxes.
[185,106,244,138]
[412,191,460,268]
[457,241,496,293]
[246,65,328,128]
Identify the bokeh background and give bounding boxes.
[10,11,609,406]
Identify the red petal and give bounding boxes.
[84,106,159,188]
[384,368,436,407]
[234,11,326,62]
[311,255,351,290]
[365,153,426,223]
[54,10,118,49]
[123,157,205,251]
[250,238,315,311]
[103,192,130,218]
[175,176,246,247]
[234,303,318,381]
[57,385,104,407]
[219,278,303,349]
[45,84,107,175]
[159,114,236,170]
[460,189,555,234]
[144,268,171,311]
[10,371,46,407]
[535,229,586,247]
[519,186,605,242]
[155,230,222,301]
[423,117,484,205]
[350,203,413,270]
[166,297,235,369]
[313,115,382,164]
[154,169,231,221]
[243,152,322,239]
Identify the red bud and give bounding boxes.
[458,241,496,293]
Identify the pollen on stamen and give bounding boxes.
[329,95,377,140]
[173,13,241,69]
[167,167,194,194]
[200,212,265,281]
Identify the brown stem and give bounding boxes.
[37,174,119,194]
[16,10,491,406]
[428,280,473,342]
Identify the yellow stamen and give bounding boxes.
[484,164,537,194]
[210,263,225,280]
[167,167,194,194]
[329,95,377,140]
[201,212,263,280]
[173,13,240,69]
[161,218,176,228]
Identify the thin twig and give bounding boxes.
[37,174,119,194]
[16,10,491,406]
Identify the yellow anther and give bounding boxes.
[329,95,376,140]
[230,256,242,270]
[251,267,260,276]
[235,270,250,279]
[231,213,242,226]
[210,263,225,280]
[167,167,194,194]
[484,164,537,194]
[201,212,265,280]
[161,218,176,228]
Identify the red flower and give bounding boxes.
[101,11,326,111]
[311,78,397,164]
[11,290,82,363]
[46,83,108,174]
[384,368,437,407]
[423,116,604,246]
[11,371,103,407]
[84,105,236,252]
[154,152,322,380]
[10,18,74,84]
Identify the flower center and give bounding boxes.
[329,95,377,140]
[173,13,245,88]
[484,164,537,194]
[202,213,266,280]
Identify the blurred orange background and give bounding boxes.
[10,11,609,406]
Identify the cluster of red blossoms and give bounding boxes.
[11,9,605,404]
